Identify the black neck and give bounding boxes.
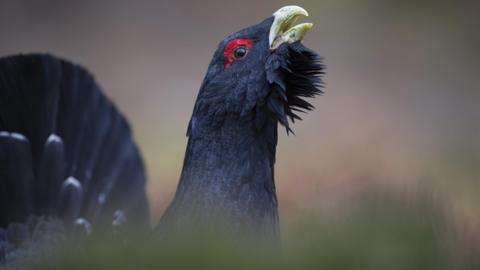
[161,114,279,236]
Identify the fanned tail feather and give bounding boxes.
[0,54,149,263]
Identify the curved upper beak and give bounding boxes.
[269,6,313,50]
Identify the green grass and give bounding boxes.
[26,194,478,270]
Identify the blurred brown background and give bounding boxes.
[1,0,478,237]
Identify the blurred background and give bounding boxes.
[1,0,479,268]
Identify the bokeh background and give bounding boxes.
[1,0,479,267]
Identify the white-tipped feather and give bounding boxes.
[0,131,28,142]
[46,134,63,144]
[63,176,82,191]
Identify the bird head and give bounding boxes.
[191,6,324,134]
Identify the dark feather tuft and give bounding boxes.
[266,41,325,132]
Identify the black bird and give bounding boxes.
[0,5,324,263]
[160,6,324,237]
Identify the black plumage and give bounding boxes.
[0,5,324,263]
[160,16,324,237]
[0,55,149,257]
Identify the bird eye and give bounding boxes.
[223,38,253,68]
[232,46,248,59]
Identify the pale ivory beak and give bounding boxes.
[269,5,313,50]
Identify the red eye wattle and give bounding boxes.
[224,38,253,68]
